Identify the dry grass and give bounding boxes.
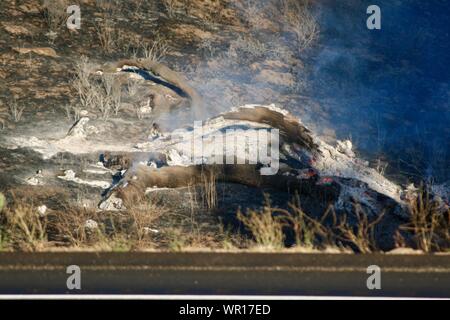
[136,35,170,63]
[126,201,166,244]
[104,74,122,115]
[48,206,104,247]
[2,183,447,253]
[51,200,164,250]
[401,186,450,252]
[132,0,146,16]
[92,82,111,120]
[237,194,387,253]
[71,57,123,120]
[94,18,117,54]
[94,2,153,56]
[165,224,228,252]
[64,104,82,121]
[227,35,267,65]
[71,56,95,110]
[238,195,326,250]
[7,98,25,123]
[0,102,7,130]
[41,0,69,32]
[201,169,217,211]
[98,73,122,117]
[0,185,168,251]
[333,205,385,253]
[284,197,335,248]
[280,0,319,51]
[162,0,178,18]
[165,227,187,251]
[0,193,5,212]
[2,204,48,251]
[186,183,200,224]
[126,78,141,98]
[239,0,319,51]
[242,0,267,30]
[96,0,121,11]
[237,197,285,250]
[260,191,447,253]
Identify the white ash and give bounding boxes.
[98,194,125,211]
[3,103,408,206]
[58,170,110,189]
[143,227,160,235]
[84,219,99,230]
[37,205,47,217]
[336,140,355,158]
[66,117,90,138]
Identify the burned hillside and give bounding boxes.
[0,0,448,253]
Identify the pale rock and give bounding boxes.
[98,194,125,211]
[62,170,76,180]
[67,117,90,138]
[37,205,47,217]
[84,219,99,230]
[86,125,100,135]
[26,176,42,186]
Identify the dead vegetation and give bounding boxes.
[201,169,218,211]
[0,187,167,251]
[41,0,70,32]
[133,35,170,63]
[334,205,385,253]
[162,0,178,18]
[236,187,450,253]
[2,183,223,252]
[0,101,10,129]
[94,18,118,54]
[240,0,319,51]
[280,0,319,51]
[226,35,267,66]
[237,198,285,250]
[400,186,450,252]
[237,195,335,251]
[7,98,25,123]
[285,197,335,249]
[71,56,96,111]
[92,2,170,58]
[1,183,449,253]
[64,104,82,122]
[0,180,237,252]
[71,56,122,120]
[237,194,386,253]
[2,204,48,251]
